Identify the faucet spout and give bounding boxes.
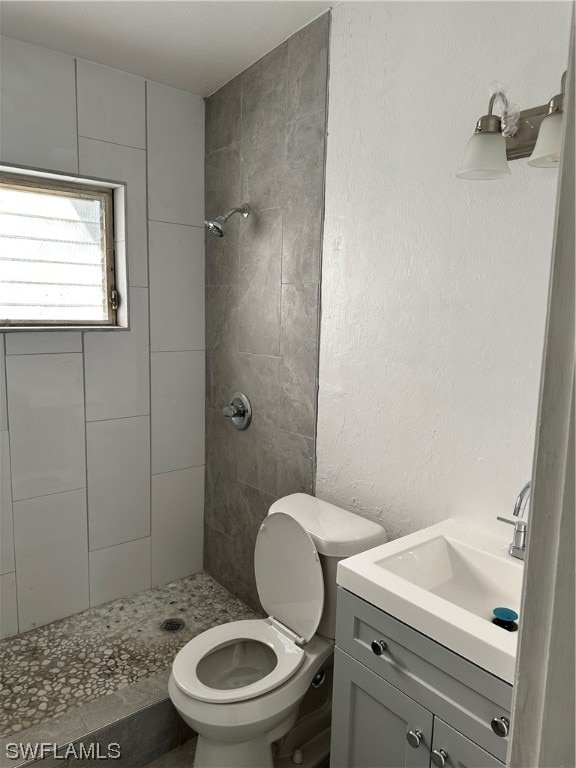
[513,481,531,518]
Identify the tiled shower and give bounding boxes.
[0,39,206,637]
[203,14,330,610]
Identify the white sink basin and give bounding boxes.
[337,520,524,683]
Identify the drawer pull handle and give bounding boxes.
[431,748,448,767]
[491,716,510,737]
[371,639,387,656]
[406,729,423,749]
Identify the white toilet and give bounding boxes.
[168,493,386,768]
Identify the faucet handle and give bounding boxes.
[496,516,516,526]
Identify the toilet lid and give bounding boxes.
[254,512,324,643]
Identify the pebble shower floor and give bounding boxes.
[0,573,256,737]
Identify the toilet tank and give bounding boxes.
[268,494,387,639]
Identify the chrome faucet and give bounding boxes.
[497,481,531,560]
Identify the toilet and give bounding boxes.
[168,493,387,768]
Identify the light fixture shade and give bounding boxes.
[456,132,511,179]
[528,111,563,167]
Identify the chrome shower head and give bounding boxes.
[205,203,250,238]
[206,216,226,238]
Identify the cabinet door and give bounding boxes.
[331,648,433,768]
[431,719,505,768]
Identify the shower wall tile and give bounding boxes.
[89,537,151,607]
[0,572,17,639]
[206,146,241,287]
[0,37,77,172]
[206,75,241,154]
[5,332,82,355]
[7,353,86,501]
[203,524,235,596]
[0,432,14,575]
[282,111,326,284]
[151,467,204,587]
[237,410,278,497]
[235,353,280,416]
[151,350,205,474]
[241,44,288,212]
[234,482,275,610]
[147,81,205,226]
[204,14,329,608]
[205,407,238,536]
[206,284,239,409]
[84,287,150,421]
[79,137,148,288]
[277,430,315,497]
[14,489,89,632]
[279,283,319,438]
[286,13,329,123]
[238,207,282,356]
[87,416,150,551]
[149,221,205,352]
[76,60,146,149]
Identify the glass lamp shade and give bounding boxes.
[528,111,563,167]
[456,132,511,179]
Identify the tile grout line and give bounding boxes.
[145,79,153,590]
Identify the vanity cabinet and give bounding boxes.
[331,589,512,768]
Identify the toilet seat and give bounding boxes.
[172,619,306,704]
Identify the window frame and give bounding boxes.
[0,170,119,329]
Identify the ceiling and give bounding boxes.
[0,1,332,96]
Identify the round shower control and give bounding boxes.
[222,392,252,430]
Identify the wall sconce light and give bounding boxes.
[457,71,567,179]
[528,72,566,167]
[456,92,511,179]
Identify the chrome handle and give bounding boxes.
[431,748,448,767]
[371,639,387,656]
[406,729,423,749]
[222,404,241,418]
[491,716,510,737]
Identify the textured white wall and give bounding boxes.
[317,2,572,540]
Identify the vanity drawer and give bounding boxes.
[335,587,513,762]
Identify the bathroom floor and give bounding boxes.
[0,573,258,739]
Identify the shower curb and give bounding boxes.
[0,669,193,768]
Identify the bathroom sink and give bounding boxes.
[337,520,524,683]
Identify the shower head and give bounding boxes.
[205,203,250,238]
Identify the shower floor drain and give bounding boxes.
[161,618,185,633]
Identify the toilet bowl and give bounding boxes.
[168,494,387,768]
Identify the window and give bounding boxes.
[0,172,119,328]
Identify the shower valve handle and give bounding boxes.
[222,404,243,418]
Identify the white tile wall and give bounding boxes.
[87,416,150,551]
[147,81,205,226]
[0,572,18,639]
[5,332,82,356]
[76,60,146,149]
[151,467,204,587]
[0,336,6,431]
[84,288,150,421]
[149,222,205,352]
[0,37,77,172]
[14,489,89,632]
[0,36,205,634]
[79,138,148,287]
[7,354,86,501]
[151,351,205,474]
[89,537,151,606]
[0,432,14,575]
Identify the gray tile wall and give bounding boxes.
[204,13,329,610]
